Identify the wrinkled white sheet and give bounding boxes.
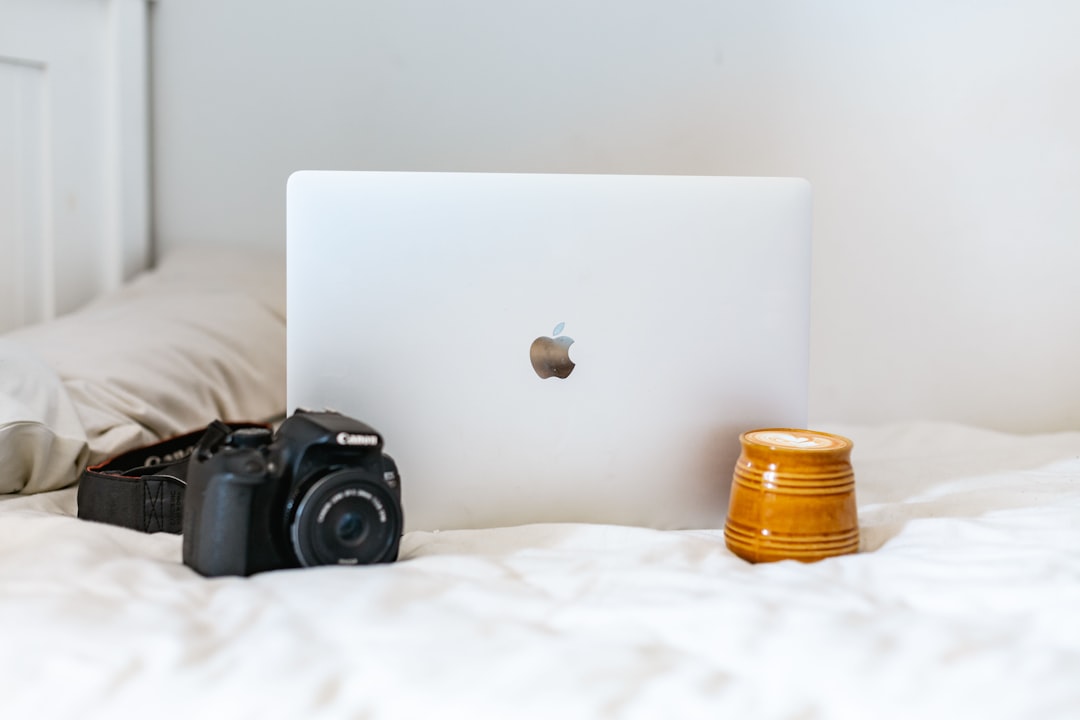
[2,422,1079,719]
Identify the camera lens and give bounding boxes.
[289,469,402,567]
[335,512,365,545]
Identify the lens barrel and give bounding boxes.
[289,469,402,567]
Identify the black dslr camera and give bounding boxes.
[182,410,403,577]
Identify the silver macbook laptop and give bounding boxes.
[287,172,811,532]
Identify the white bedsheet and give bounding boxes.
[2,422,1079,719]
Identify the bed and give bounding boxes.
[2,250,1079,719]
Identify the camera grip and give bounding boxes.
[182,452,266,577]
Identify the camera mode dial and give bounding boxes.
[229,427,273,449]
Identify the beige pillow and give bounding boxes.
[1,246,286,492]
[0,341,91,494]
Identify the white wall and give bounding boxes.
[152,1,1080,432]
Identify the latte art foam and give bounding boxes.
[746,430,847,451]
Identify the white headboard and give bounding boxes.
[0,0,151,333]
[151,1,1080,432]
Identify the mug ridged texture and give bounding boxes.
[724,429,859,563]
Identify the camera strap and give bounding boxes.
[76,421,265,534]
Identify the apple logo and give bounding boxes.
[530,322,575,379]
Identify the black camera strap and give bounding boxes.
[76,421,265,534]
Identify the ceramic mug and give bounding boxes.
[724,428,859,563]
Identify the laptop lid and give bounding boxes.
[287,172,811,531]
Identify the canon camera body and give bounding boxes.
[182,410,403,577]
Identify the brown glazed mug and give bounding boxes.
[724,429,859,563]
